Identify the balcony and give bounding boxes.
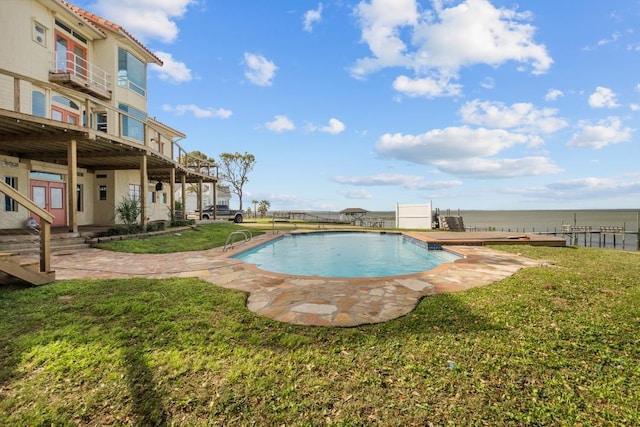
[49,51,112,100]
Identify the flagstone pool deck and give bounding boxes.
[44,230,559,327]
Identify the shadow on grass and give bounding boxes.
[122,346,168,427]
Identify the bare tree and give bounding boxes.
[218,152,256,210]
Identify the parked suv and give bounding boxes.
[198,205,244,223]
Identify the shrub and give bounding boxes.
[146,221,166,232]
[115,196,141,225]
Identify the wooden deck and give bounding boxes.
[411,231,566,247]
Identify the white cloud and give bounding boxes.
[631,103,640,111]
[303,3,323,32]
[90,0,197,44]
[162,104,232,119]
[480,77,495,90]
[392,75,462,98]
[339,189,373,199]
[351,0,552,97]
[306,118,346,134]
[567,117,633,149]
[434,157,563,178]
[375,126,540,164]
[320,118,346,134]
[265,115,295,132]
[244,53,278,86]
[459,100,568,134]
[535,177,640,199]
[334,174,462,190]
[150,51,192,83]
[545,89,563,101]
[588,86,620,109]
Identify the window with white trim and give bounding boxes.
[118,48,146,96]
[128,184,141,201]
[119,104,145,142]
[32,21,47,47]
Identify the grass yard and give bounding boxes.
[94,223,264,253]
[1,245,639,425]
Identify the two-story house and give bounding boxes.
[0,0,217,234]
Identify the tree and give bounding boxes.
[252,199,259,218]
[258,199,270,218]
[185,151,216,174]
[218,152,256,210]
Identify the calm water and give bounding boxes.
[306,209,640,250]
[232,232,460,278]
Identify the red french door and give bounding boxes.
[51,106,80,125]
[55,31,87,78]
[30,180,67,227]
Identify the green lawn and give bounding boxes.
[1,245,639,425]
[94,222,265,253]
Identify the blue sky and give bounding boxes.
[74,0,640,211]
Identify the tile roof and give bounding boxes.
[61,0,163,65]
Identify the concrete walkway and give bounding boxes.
[39,232,550,327]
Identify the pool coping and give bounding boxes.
[214,230,551,326]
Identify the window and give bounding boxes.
[32,91,46,118]
[54,22,87,78]
[99,185,107,201]
[119,104,145,142]
[76,184,84,212]
[128,184,141,201]
[148,191,156,204]
[118,48,146,96]
[162,192,167,204]
[33,21,47,47]
[52,95,80,125]
[4,177,17,212]
[30,171,63,181]
[96,112,107,132]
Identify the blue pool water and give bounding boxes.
[232,232,461,278]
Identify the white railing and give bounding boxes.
[51,51,112,93]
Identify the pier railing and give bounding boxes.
[464,224,638,251]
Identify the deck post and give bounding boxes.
[40,221,51,273]
[169,167,176,219]
[140,153,147,227]
[67,138,78,233]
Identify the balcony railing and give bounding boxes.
[50,51,112,98]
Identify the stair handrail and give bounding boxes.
[223,230,252,252]
[0,181,54,274]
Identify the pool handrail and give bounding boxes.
[223,230,252,252]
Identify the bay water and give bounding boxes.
[305,209,640,250]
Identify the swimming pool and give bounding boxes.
[232,232,461,278]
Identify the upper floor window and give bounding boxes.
[119,104,145,142]
[32,90,46,118]
[32,21,47,48]
[55,20,87,78]
[118,48,146,96]
[51,95,80,125]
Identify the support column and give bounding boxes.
[170,168,176,220]
[213,182,217,220]
[181,174,186,220]
[14,77,20,112]
[197,178,203,220]
[140,153,147,227]
[67,138,78,233]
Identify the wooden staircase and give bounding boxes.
[0,181,55,286]
[0,252,55,286]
